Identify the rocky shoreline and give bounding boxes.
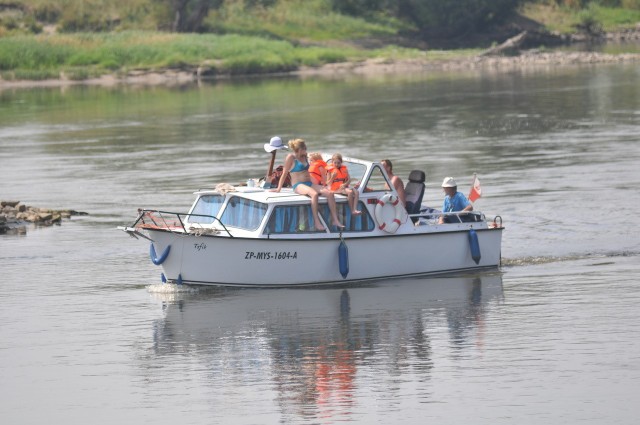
[294,50,640,78]
[0,200,88,234]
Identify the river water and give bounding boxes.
[1,63,639,424]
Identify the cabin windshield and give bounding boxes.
[344,161,367,186]
[363,165,392,192]
[220,196,267,231]
[189,194,224,224]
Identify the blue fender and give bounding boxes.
[150,243,171,265]
[339,240,349,279]
[468,229,481,264]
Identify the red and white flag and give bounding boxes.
[468,173,481,202]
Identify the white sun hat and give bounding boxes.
[441,177,457,188]
[264,136,288,153]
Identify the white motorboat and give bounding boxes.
[119,155,503,287]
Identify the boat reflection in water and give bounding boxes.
[146,272,503,421]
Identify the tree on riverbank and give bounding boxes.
[2,0,639,43]
[331,0,523,39]
[155,0,223,32]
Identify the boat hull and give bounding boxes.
[146,227,503,287]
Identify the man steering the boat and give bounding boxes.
[270,138,344,231]
[438,177,473,224]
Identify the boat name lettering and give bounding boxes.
[194,243,207,251]
[245,251,298,260]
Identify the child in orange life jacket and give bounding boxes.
[308,152,328,186]
[327,153,362,215]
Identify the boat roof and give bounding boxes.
[195,187,325,204]
[193,155,379,204]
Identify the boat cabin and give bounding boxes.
[184,156,396,238]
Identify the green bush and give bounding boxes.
[315,50,348,63]
[0,37,72,70]
[222,55,292,74]
[597,6,640,27]
[621,0,640,9]
[576,3,603,33]
[11,68,60,80]
[32,3,63,23]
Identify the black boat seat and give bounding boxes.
[405,170,425,222]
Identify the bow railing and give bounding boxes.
[132,209,233,237]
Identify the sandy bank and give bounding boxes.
[295,51,640,77]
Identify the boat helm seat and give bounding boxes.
[405,170,425,222]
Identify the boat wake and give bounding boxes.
[503,250,639,267]
[146,283,199,294]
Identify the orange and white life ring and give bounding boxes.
[375,194,404,233]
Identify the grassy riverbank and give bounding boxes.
[0,32,357,81]
[0,31,480,82]
[1,2,639,84]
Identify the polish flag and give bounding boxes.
[469,173,481,202]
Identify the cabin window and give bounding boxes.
[220,197,267,231]
[264,205,324,234]
[320,201,375,233]
[188,194,224,224]
[363,165,392,192]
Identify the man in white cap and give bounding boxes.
[264,136,288,183]
[438,177,473,224]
